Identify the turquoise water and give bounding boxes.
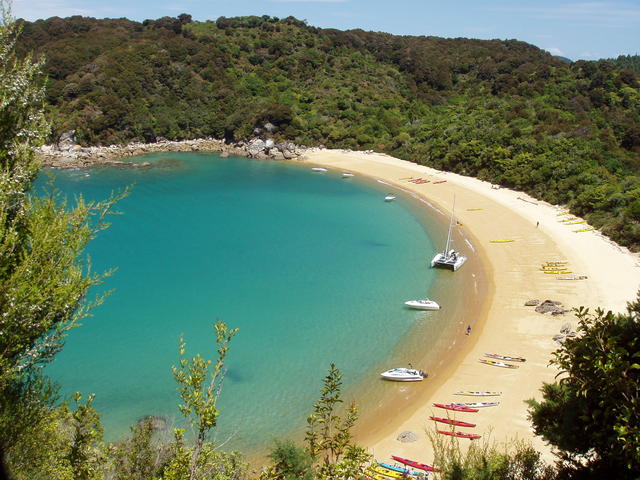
[42,152,441,451]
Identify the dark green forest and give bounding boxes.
[16,14,640,250]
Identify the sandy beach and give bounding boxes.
[299,149,640,466]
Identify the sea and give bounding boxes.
[39,152,471,452]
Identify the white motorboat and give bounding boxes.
[404,299,440,310]
[384,194,396,201]
[311,167,328,172]
[342,172,354,178]
[380,367,427,382]
[431,196,467,271]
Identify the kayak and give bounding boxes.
[484,353,526,362]
[479,359,519,369]
[437,429,481,440]
[433,403,478,413]
[377,462,421,477]
[368,465,407,479]
[453,401,499,408]
[453,391,501,396]
[391,455,440,472]
[429,416,476,428]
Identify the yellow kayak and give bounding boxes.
[574,227,594,232]
[490,239,515,243]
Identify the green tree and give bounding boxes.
[165,320,245,480]
[265,439,314,480]
[111,417,163,480]
[0,3,120,477]
[304,363,371,480]
[431,433,555,480]
[527,295,640,478]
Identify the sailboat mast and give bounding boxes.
[443,196,455,254]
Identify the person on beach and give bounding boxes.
[466,325,471,335]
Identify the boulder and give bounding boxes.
[535,300,564,314]
[524,299,540,306]
[396,431,419,443]
[58,130,77,151]
[246,138,266,157]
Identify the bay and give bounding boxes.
[42,152,441,451]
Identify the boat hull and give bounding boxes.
[431,251,467,271]
[391,456,440,472]
[380,368,425,382]
[429,416,476,428]
[453,391,501,396]
[404,300,440,310]
[437,430,481,440]
[433,403,479,412]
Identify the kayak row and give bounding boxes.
[365,456,441,480]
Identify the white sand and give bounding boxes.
[299,149,640,465]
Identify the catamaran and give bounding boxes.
[431,197,467,271]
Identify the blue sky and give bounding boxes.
[12,0,640,61]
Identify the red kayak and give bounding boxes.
[391,455,440,472]
[437,429,481,440]
[429,416,476,427]
[433,403,479,413]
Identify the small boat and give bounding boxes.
[391,456,440,472]
[484,353,526,362]
[311,167,327,172]
[433,403,478,412]
[404,299,440,310]
[557,275,587,280]
[433,180,447,184]
[489,239,515,243]
[543,270,571,274]
[384,194,396,202]
[453,401,499,408]
[573,227,594,232]
[376,462,421,477]
[479,359,519,369]
[431,197,466,271]
[341,172,354,178]
[437,430,481,440]
[380,367,426,382]
[453,391,501,396]
[429,416,476,428]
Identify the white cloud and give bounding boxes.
[12,0,94,20]
[546,46,564,56]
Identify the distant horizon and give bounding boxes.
[12,0,640,62]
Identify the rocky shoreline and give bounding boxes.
[36,134,315,169]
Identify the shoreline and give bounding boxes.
[43,142,640,466]
[35,137,312,169]
[297,149,640,465]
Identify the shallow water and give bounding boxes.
[41,152,451,451]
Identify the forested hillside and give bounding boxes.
[17,14,640,249]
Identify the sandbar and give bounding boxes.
[299,149,640,465]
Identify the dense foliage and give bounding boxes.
[15,14,640,249]
[0,4,120,478]
[609,54,640,74]
[527,297,640,478]
[263,363,370,480]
